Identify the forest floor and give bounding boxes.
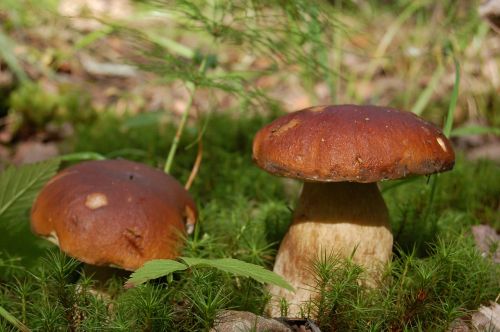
[0,1,499,331]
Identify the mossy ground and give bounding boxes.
[0,111,499,331]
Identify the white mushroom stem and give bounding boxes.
[268,182,393,318]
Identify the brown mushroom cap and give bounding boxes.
[31,159,197,271]
[253,104,455,183]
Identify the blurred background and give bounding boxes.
[0,0,499,169]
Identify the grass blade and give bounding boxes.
[411,66,445,116]
[56,152,106,162]
[381,176,422,193]
[422,51,461,235]
[0,27,29,82]
[364,0,430,81]
[164,58,207,174]
[450,125,500,137]
[443,56,460,137]
[0,305,31,332]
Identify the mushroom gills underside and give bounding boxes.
[268,181,393,318]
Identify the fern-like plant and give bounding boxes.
[0,159,60,231]
[126,257,294,292]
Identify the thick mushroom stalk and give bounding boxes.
[268,181,392,317]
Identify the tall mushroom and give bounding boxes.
[252,105,455,317]
[31,159,197,271]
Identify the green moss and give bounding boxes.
[1,110,499,331]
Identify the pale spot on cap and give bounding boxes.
[184,205,196,234]
[436,137,447,152]
[309,106,325,112]
[85,193,108,210]
[271,119,300,136]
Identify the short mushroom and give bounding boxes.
[252,104,455,317]
[31,159,197,271]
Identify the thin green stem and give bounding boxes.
[422,174,439,230]
[411,65,445,116]
[360,0,429,88]
[21,297,26,325]
[164,58,207,174]
[145,31,195,59]
[0,306,31,332]
[422,50,460,236]
[443,56,460,137]
[56,152,106,162]
[0,27,29,82]
[333,0,342,103]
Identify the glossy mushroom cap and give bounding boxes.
[31,159,197,271]
[253,105,455,183]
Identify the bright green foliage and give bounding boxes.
[0,159,60,231]
[127,257,293,291]
[0,159,60,266]
[181,257,294,291]
[126,260,189,287]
